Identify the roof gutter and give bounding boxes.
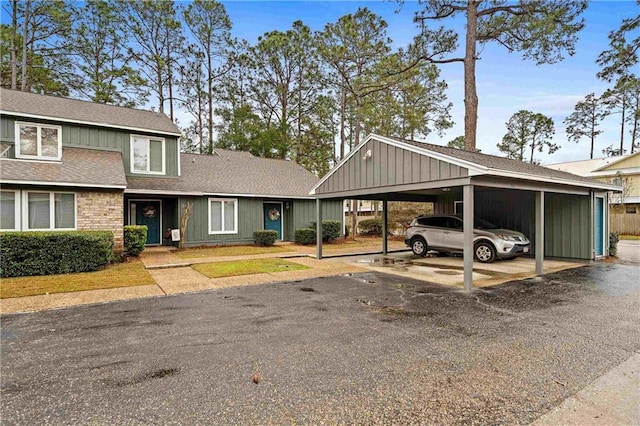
[124,188,315,199]
[0,179,126,189]
[0,110,182,138]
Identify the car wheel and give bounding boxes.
[474,241,496,263]
[411,237,428,257]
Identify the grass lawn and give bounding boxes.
[620,235,640,240]
[192,258,308,279]
[175,245,293,259]
[0,261,156,299]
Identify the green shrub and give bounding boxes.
[310,220,342,242]
[609,231,620,256]
[124,225,147,257]
[358,218,383,236]
[295,228,316,245]
[254,230,278,246]
[0,231,114,278]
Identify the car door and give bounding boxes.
[419,216,446,249]
[442,216,464,251]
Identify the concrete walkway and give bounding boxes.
[532,353,640,425]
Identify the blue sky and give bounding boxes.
[220,0,639,164]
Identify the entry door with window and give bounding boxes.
[263,203,282,240]
[595,197,604,257]
[133,201,161,245]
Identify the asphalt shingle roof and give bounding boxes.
[126,149,319,197]
[0,147,127,188]
[0,88,180,136]
[392,136,602,185]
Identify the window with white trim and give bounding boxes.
[131,135,165,174]
[23,191,76,230]
[1,190,20,230]
[208,198,237,234]
[15,122,62,160]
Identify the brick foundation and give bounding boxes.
[76,190,124,248]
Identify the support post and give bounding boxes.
[535,191,544,275]
[463,184,474,291]
[382,199,388,255]
[316,198,323,259]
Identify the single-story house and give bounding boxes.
[310,134,621,290]
[0,88,342,247]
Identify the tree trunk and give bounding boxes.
[208,52,214,154]
[463,1,479,151]
[10,0,18,90]
[339,83,346,160]
[619,92,626,154]
[20,0,30,92]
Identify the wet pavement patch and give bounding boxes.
[299,287,316,292]
[103,368,181,388]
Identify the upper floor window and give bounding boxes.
[15,122,62,161]
[131,135,165,174]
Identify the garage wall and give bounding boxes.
[544,193,591,260]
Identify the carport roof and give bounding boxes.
[311,134,619,196]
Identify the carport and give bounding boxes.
[310,134,620,291]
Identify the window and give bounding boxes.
[454,201,463,215]
[208,198,237,234]
[1,190,20,230]
[130,135,165,174]
[23,191,75,230]
[626,206,637,214]
[15,122,62,160]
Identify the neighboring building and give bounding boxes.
[0,88,342,248]
[547,153,640,234]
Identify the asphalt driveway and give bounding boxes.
[1,263,639,424]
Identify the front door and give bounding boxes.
[595,197,604,257]
[134,201,161,245]
[263,203,282,240]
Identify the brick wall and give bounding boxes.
[76,190,124,248]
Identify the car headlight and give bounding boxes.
[496,233,517,241]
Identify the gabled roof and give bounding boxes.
[0,88,181,137]
[311,134,619,194]
[0,147,127,189]
[126,149,319,198]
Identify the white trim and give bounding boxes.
[21,190,77,231]
[130,135,166,175]
[1,110,182,137]
[0,179,126,189]
[128,199,163,245]
[0,189,21,231]
[309,133,486,195]
[310,133,620,195]
[123,188,314,199]
[454,200,463,215]
[177,140,181,177]
[14,121,62,161]
[592,152,640,172]
[208,197,238,235]
[262,201,284,240]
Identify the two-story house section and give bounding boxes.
[0,89,343,248]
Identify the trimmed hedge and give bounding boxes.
[254,230,278,246]
[295,228,316,245]
[310,220,341,242]
[358,218,383,236]
[0,231,114,278]
[609,231,620,256]
[124,225,147,257]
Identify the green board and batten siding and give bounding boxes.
[544,193,591,260]
[178,196,343,246]
[0,115,179,176]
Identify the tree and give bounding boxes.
[497,110,556,163]
[596,8,639,82]
[1,0,72,94]
[627,77,640,153]
[564,93,610,159]
[183,0,232,153]
[67,0,145,106]
[412,0,587,151]
[118,0,183,119]
[447,135,465,149]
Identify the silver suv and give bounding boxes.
[404,214,531,263]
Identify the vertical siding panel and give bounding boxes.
[395,146,404,184]
[373,140,380,187]
[387,145,395,185]
[420,155,430,181]
[380,143,388,186]
[403,150,411,183]
[411,152,421,182]
[430,158,440,180]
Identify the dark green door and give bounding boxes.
[135,201,161,245]
[263,203,282,240]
